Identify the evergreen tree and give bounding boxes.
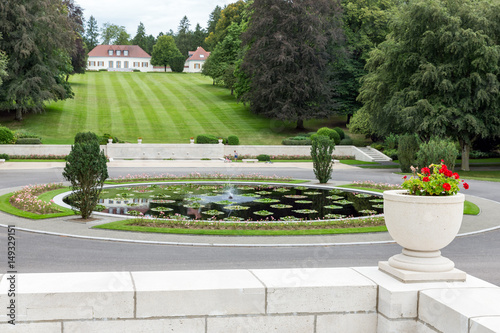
[63,0,86,79]
[85,15,99,50]
[101,23,129,45]
[0,0,75,121]
[357,0,500,170]
[205,1,246,51]
[239,0,344,129]
[132,22,147,49]
[175,16,192,56]
[192,23,207,50]
[0,34,7,86]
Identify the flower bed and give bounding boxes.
[9,183,64,214]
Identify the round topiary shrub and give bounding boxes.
[333,127,345,140]
[0,126,15,144]
[227,135,239,145]
[317,127,340,145]
[0,153,10,160]
[339,138,354,145]
[74,132,100,144]
[257,154,271,161]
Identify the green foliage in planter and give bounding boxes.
[0,153,9,160]
[398,134,420,172]
[333,127,345,140]
[416,138,458,170]
[196,134,218,144]
[170,55,186,73]
[0,126,15,144]
[63,133,108,219]
[227,135,239,145]
[257,154,271,161]
[311,135,335,183]
[15,138,42,144]
[100,133,122,144]
[317,127,341,144]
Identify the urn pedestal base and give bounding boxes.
[379,259,466,283]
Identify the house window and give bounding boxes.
[109,61,113,68]
[108,50,113,56]
[124,50,129,56]
[88,61,91,67]
[124,61,129,68]
[116,61,121,68]
[116,50,121,56]
[99,61,104,67]
[194,63,200,69]
[200,54,204,58]
[142,62,148,67]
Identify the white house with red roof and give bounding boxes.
[87,45,210,73]
[87,45,152,72]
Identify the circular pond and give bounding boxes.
[72,183,384,222]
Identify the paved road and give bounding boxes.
[0,162,499,285]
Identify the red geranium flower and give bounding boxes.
[403,175,407,179]
[463,182,469,189]
[443,183,451,191]
[421,167,431,175]
[453,172,459,179]
[444,170,453,177]
[423,176,430,182]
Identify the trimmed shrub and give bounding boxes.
[63,138,109,219]
[133,69,141,72]
[339,138,354,145]
[257,154,271,161]
[98,69,108,72]
[282,138,312,145]
[384,133,399,150]
[397,134,420,172]
[416,138,458,170]
[0,126,15,144]
[333,127,345,140]
[317,127,340,144]
[170,55,186,73]
[371,143,383,150]
[100,133,122,145]
[74,132,99,144]
[196,134,218,144]
[0,153,9,160]
[15,138,42,144]
[15,130,41,139]
[311,135,335,183]
[227,135,239,145]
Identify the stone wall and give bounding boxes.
[0,267,498,332]
[0,144,376,161]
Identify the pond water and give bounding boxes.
[85,183,383,222]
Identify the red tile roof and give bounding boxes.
[88,45,151,58]
[186,47,210,61]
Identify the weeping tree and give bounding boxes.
[358,0,500,171]
[311,135,336,183]
[63,132,108,219]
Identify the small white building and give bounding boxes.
[185,46,211,73]
[87,45,151,72]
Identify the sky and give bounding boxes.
[75,0,235,40]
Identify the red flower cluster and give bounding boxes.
[442,183,451,191]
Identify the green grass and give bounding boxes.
[1,72,343,144]
[93,219,388,236]
[8,159,65,162]
[0,188,75,219]
[457,170,500,182]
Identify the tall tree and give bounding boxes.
[132,22,147,49]
[63,0,86,79]
[175,16,192,56]
[357,0,500,171]
[101,23,129,45]
[0,34,7,86]
[207,5,222,37]
[192,23,207,50]
[0,0,75,121]
[239,0,344,129]
[151,35,183,72]
[85,15,99,51]
[205,1,246,51]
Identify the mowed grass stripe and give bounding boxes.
[163,77,220,135]
[69,76,88,133]
[101,73,133,139]
[148,75,206,137]
[85,72,99,133]
[114,73,154,138]
[95,73,113,135]
[168,75,232,135]
[129,74,178,139]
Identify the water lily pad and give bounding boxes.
[253,210,274,216]
[240,193,261,197]
[223,205,250,210]
[333,200,353,205]
[150,195,171,199]
[200,185,218,190]
[324,214,346,219]
[324,205,343,209]
[184,197,203,201]
[151,199,176,204]
[255,191,272,195]
[215,200,237,205]
[167,214,190,220]
[183,203,205,209]
[369,199,384,203]
[355,193,373,198]
[270,204,293,209]
[294,186,309,190]
[202,210,224,215]
[326,195,343,200]
[295,200,313,204]
[292,209,318,214]
[284,195,307,199]
[224,216,244,221]
[280,216,299,221]
[359,209,377,215]
[329,189,344,194]
[273,187,290,192]
[254,198,280,203]
[372,204,384,209]
[151,207,173,212]
[304,191,321,195]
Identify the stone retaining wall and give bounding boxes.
[0,267,498,332]
[0,144,376,161]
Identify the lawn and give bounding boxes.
[1,72,344,144]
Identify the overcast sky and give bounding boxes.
[75,0,235,40]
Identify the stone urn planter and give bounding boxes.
[379,190,466,282]
[218,138,223,144]
[190,138,194,144]
[137,138,142,144]
[108,138,113,144]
